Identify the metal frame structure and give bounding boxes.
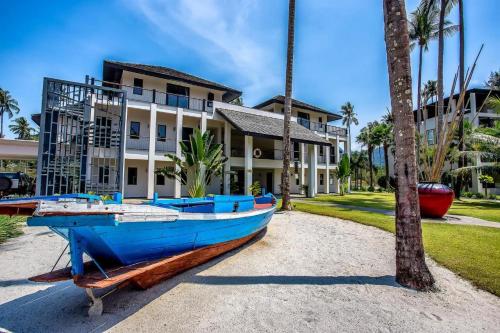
[37,78,126,196]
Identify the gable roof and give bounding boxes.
[217,108,331,146]
[253,95,342,120]
[103,60,242,102]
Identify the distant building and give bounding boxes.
[388,88,499,195]
[33,60,349,198]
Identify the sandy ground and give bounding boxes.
[0,212,499,333]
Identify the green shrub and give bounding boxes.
[488,194,497,200]
[463,191,474,198]
[474,192,484,199]
[367,186,375,192]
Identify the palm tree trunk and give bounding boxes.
[416,45,423,134]
[383,0,435,290]
[281,0,295,210]
[0,112,3,138]
[455,0,465,198]
[437,0,447,142]
[368,146,373,188]
[384,143,390,189]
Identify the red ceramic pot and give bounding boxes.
[418,182,454,218]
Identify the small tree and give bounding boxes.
[478,174,494,198]
[248,181,261,196]
[156,128,227,198]
[335,154,351,196]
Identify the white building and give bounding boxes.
[36,60,348,198]
[388,87,499,194]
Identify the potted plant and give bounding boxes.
[248,181,261,197]
[478,174,494,198]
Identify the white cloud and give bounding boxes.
[123,0,281,103]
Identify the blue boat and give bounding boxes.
[0,193,276,315]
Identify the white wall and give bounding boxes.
[124,159,148,198]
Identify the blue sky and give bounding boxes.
[1,0,499,149]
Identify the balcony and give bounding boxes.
[155,138,176,153]
[231,148,300,161]
[126,136,176,153]
[297,118,347,136]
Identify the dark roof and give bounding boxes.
[217,108,331,146]
[253,95,342,120]
[103,60,242,102]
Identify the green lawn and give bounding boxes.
[311,192,500,222]
[0,216,25,244]
[293,202,500,296]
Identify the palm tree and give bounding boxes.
[341,102,359,158]
[9,117,34,140]
[156,128,227,198]
[373,122,393,189]
[281,0,295,210]
[0,88,20,138]
[383,0,434,290]
[456,0,465,198]
[356,122,377,189]
[486,70,500,89]
[229,96,244,106]
[436,0,458,140]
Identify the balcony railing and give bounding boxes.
[297,117,347,136]
[121,86,212,112]
[155,138,176,153]
[126,136,149,150]
[231,148,300,161]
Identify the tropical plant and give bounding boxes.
[229,96,244,106]
[478,174,494,197]
[408,0,457,134]
[156,128,227,198]
[372,121,393,189]
[248,181,261,197]
[383,0,434,290]
[356,122,378,189]
[0,88,20,138]
[9,117,34,140]
[350,150,368,190]
[335,154,351,196]
[485,69,500,89]
[280,0,296,211]
[341,102,359,158]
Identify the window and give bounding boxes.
[167,84,190,108]
[182,127,194,143]
[281,107,284,113]
[98,166,110,184]
[127,167,138,185]
[293,141,300,160]
[133,78,143,95]
[318,117,323,123]
[426,129,435,145]
[295,178,299,186]
[156,174,165,186]
[130,121,140,139]
[297,111,310,120]
[95,116,112,148]
[207,92,214,107]
[319,174,324,186]
[319,145,324,156]
[157,124,167,142]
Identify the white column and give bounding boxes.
[300,143,306,194]
[216,126,222,144]
[325,145,330,194]
[470,93,482,193]
[308,144,317,197]
[223,122,232,195]
[244,135,253,195]
[335,135,340,164]
[147,103,157,199]
[174,108,183,198]
[200,111,207,133]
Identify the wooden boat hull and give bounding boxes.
[30,228,265,290]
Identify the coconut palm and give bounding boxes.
[356,122,378,189]
[455,0,465,198]
[486,70,500,89]
[281,0,296,210]
[341,102,359,158]
[9,117,35,140]
[383,0,434,290]
[373,122,393,189]
[409,0,457,133]
[156,128,227,198]
[0,88,20,138]
[351,150,368,189]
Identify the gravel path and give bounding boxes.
[1,212,499,332]
[294,198,500,228]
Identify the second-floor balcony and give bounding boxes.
[125,135,176,153]
[297,118,347,137]
[118,84,213,113]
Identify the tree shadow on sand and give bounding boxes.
[0,228,400,332]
